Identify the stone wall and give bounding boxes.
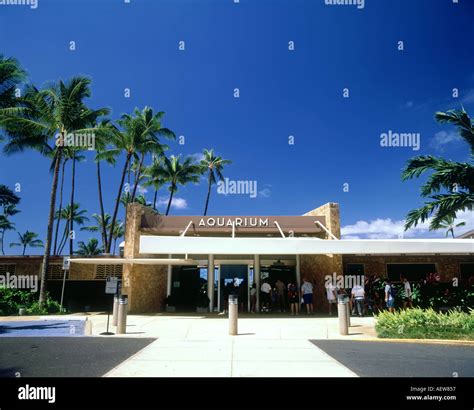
[122,203,168,313]
[304,202,341,239]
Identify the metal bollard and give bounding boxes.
[337,295,348,336]
[112,294,119,326]
[228,295,238,335]
[116,295,128,334]
[345,298,351,327]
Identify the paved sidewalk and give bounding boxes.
[91,314,373,377]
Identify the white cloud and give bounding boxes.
[430,130,461,151]
[461,88,474,104]
[405,101,414,108]
[341,210,474,239]
[156,196,188,210]
[258,188,271,198]
[192,152,205,162]
[137,185,148,194]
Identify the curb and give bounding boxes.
[349,337,474,346]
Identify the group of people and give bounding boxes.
[325,276,414,317]
[223,275,414,316]
[248,277,316,315]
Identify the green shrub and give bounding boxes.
[0,287,62,315]
[375,308,474,340]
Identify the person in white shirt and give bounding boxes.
[260,280,272,312]
[301,277,314,315]
[402,277,413,308]
[351,284,365,317]
[325,282,337,316]
[384,279,395,313]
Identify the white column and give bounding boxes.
[254,254,260,312]
[207,254,215,312]
[166,254,172,296]
[217,265,221,312]
[247,265,251,312]
[296,254,301,290]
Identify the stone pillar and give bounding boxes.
[208,254,215,312]
[166,254,172,296]
[304,202,341,239]
[123,203,167,313]
[296,254,301,289]
[254,254,260,312]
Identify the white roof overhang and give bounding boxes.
[139,235,474,256]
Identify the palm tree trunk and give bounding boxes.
[69,154,76,257]
[166,187,175,216]
[113,238,117,255]
[153,189,158,210]
[39,148,62,307]
[131,153,145,202]
[96,161,108,251]
[53,159,67,255]
[107,153,131,254]
[58,222,69,255]
[204,171,212,216]
[22,245,26,256]
[0,229,4,255]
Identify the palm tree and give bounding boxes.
[431,214,466,238]
[0,184,20,207]
[55,203,89,255]
[142,156,166,211]
[103,107,174,254]
[75,238,102,257]
[0,55,25,113]
[112,222,125,255]
[10,230,44,255]
[92,120,118,251]
[0,204,20,255]
[0,215,15,255]
[402,108,474,231]
[0,76,109,306]
[200,149,231,215]
[81,212,111,251]
[147,155,201,215]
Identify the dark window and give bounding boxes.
[459,263,474,282]
[346,264,365,276]
[387,264,436,282]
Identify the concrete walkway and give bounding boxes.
[89,314,374,377]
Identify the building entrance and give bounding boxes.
[219,264,249,312]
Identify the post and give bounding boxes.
[346,300,351,327]
[228,295,238,335]
[254,255,260,312]
[117,294,128,334]
[296,254,301,291]
[208,254,215,312]
[337,294,348,336]
[166,254,172,296]
[112,294,119,326]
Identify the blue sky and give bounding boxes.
[1,0,474,253]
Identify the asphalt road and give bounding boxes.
[0,337,155,377]
[311,340,474,377]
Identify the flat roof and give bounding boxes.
[139,235,474,256]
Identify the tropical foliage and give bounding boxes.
[402,108,474,230]
[0,54,232,308]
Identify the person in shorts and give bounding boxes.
[287,282,299,315]
[384,279,395,313]
[325,281,337,315]
[301,277,314,315]
[260,280,272,313]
